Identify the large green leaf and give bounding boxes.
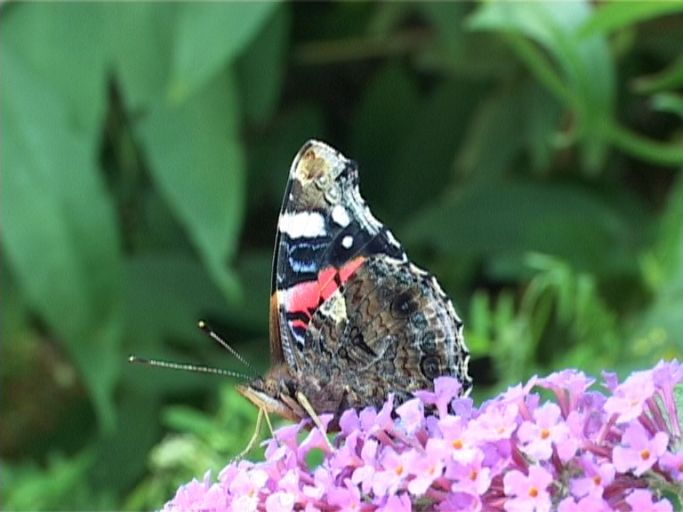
[457,80,561,180]
[2,3,108,139]
[108,3,178,111]
[351,64,481,220]
[403,180,643,277]
[169,2,277,101]
[468,0,615,172]
[138,71,244,300]
[1,44,121,430]
[236,5,291,125]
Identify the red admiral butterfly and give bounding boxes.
[238,140,471,426]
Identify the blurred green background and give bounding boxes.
[2,1,683,509]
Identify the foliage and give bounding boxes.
[1,1,682,510]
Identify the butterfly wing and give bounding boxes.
[270,140,406,371]
[298,255,472,412]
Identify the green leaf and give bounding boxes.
[403,180,642,277]
[468,0,615,172]
[108,3,177,111]
[123,253,225,347]
[2,3,108,138]
[579,2,683,37]
[603,121,683,167]
[2,451,114,510]
[651,93,683,120]
[169,2,277,101]
[352,65,481,220]
[458,80,561,180]
[236,5,291,125]
[123,254,235,396]
[633,173,683,361]
[138,71,244,300]
[90,392,163,496]
[350,62,420,214]
[634,55,683,95]
[1,41,122,431]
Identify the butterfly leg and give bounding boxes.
[295,391,335,452]
[234,407,264,460]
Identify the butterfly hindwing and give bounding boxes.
[300,255,472,411]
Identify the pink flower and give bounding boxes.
[625,489,673,512]
[377,493,412,512]
[503,465,553,512]
[339,408,360,436]
[265,491,296,512]
[303,467,333,501]
[517,402,569,461]
[558,495,611,512]
[406,438,447,495]
[659,450,683,481]
[396,398,424,435]
[445,449,492,496]
[570,457,614,499]
[228,469,269,511]
[327,479,362,511]
[162,361,683,512]
[163,471,216,512]
[372,447,410,496]
[438,415,480,464]
[612,422,668,476]
[604,370,655,423]
[361,395,394,433]
[350,438,379,494]
[414,376,463,418]
[536,369,594,415]
[472,403,519,442]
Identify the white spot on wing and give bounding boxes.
[331,205,351,227]
[385,229,401,249]
[279,211,326,239]
[342,235,353,249]
[320,290,347,322]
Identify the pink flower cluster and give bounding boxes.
[163,361,683,511]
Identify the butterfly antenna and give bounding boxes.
[197,320,255,372]
[128,355,252,381]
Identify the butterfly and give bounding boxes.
[237,140,471,429]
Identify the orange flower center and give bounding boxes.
[469,470,478,481]
[640,449,651,461]
[592,475,602,486]
[529,486,539,498]
[452,439,463,449]
[395,465,404,476]
[540,428,550,440]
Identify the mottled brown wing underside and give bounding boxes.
[296,255,470,412]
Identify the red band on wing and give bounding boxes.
[282,256,366,321]
[318,267,337,301]
[286,280,320,317]
[339,257,364,283]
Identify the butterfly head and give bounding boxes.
[236,365,305,422]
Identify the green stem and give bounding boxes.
[293,29,430,65]
[603,121,683,168]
